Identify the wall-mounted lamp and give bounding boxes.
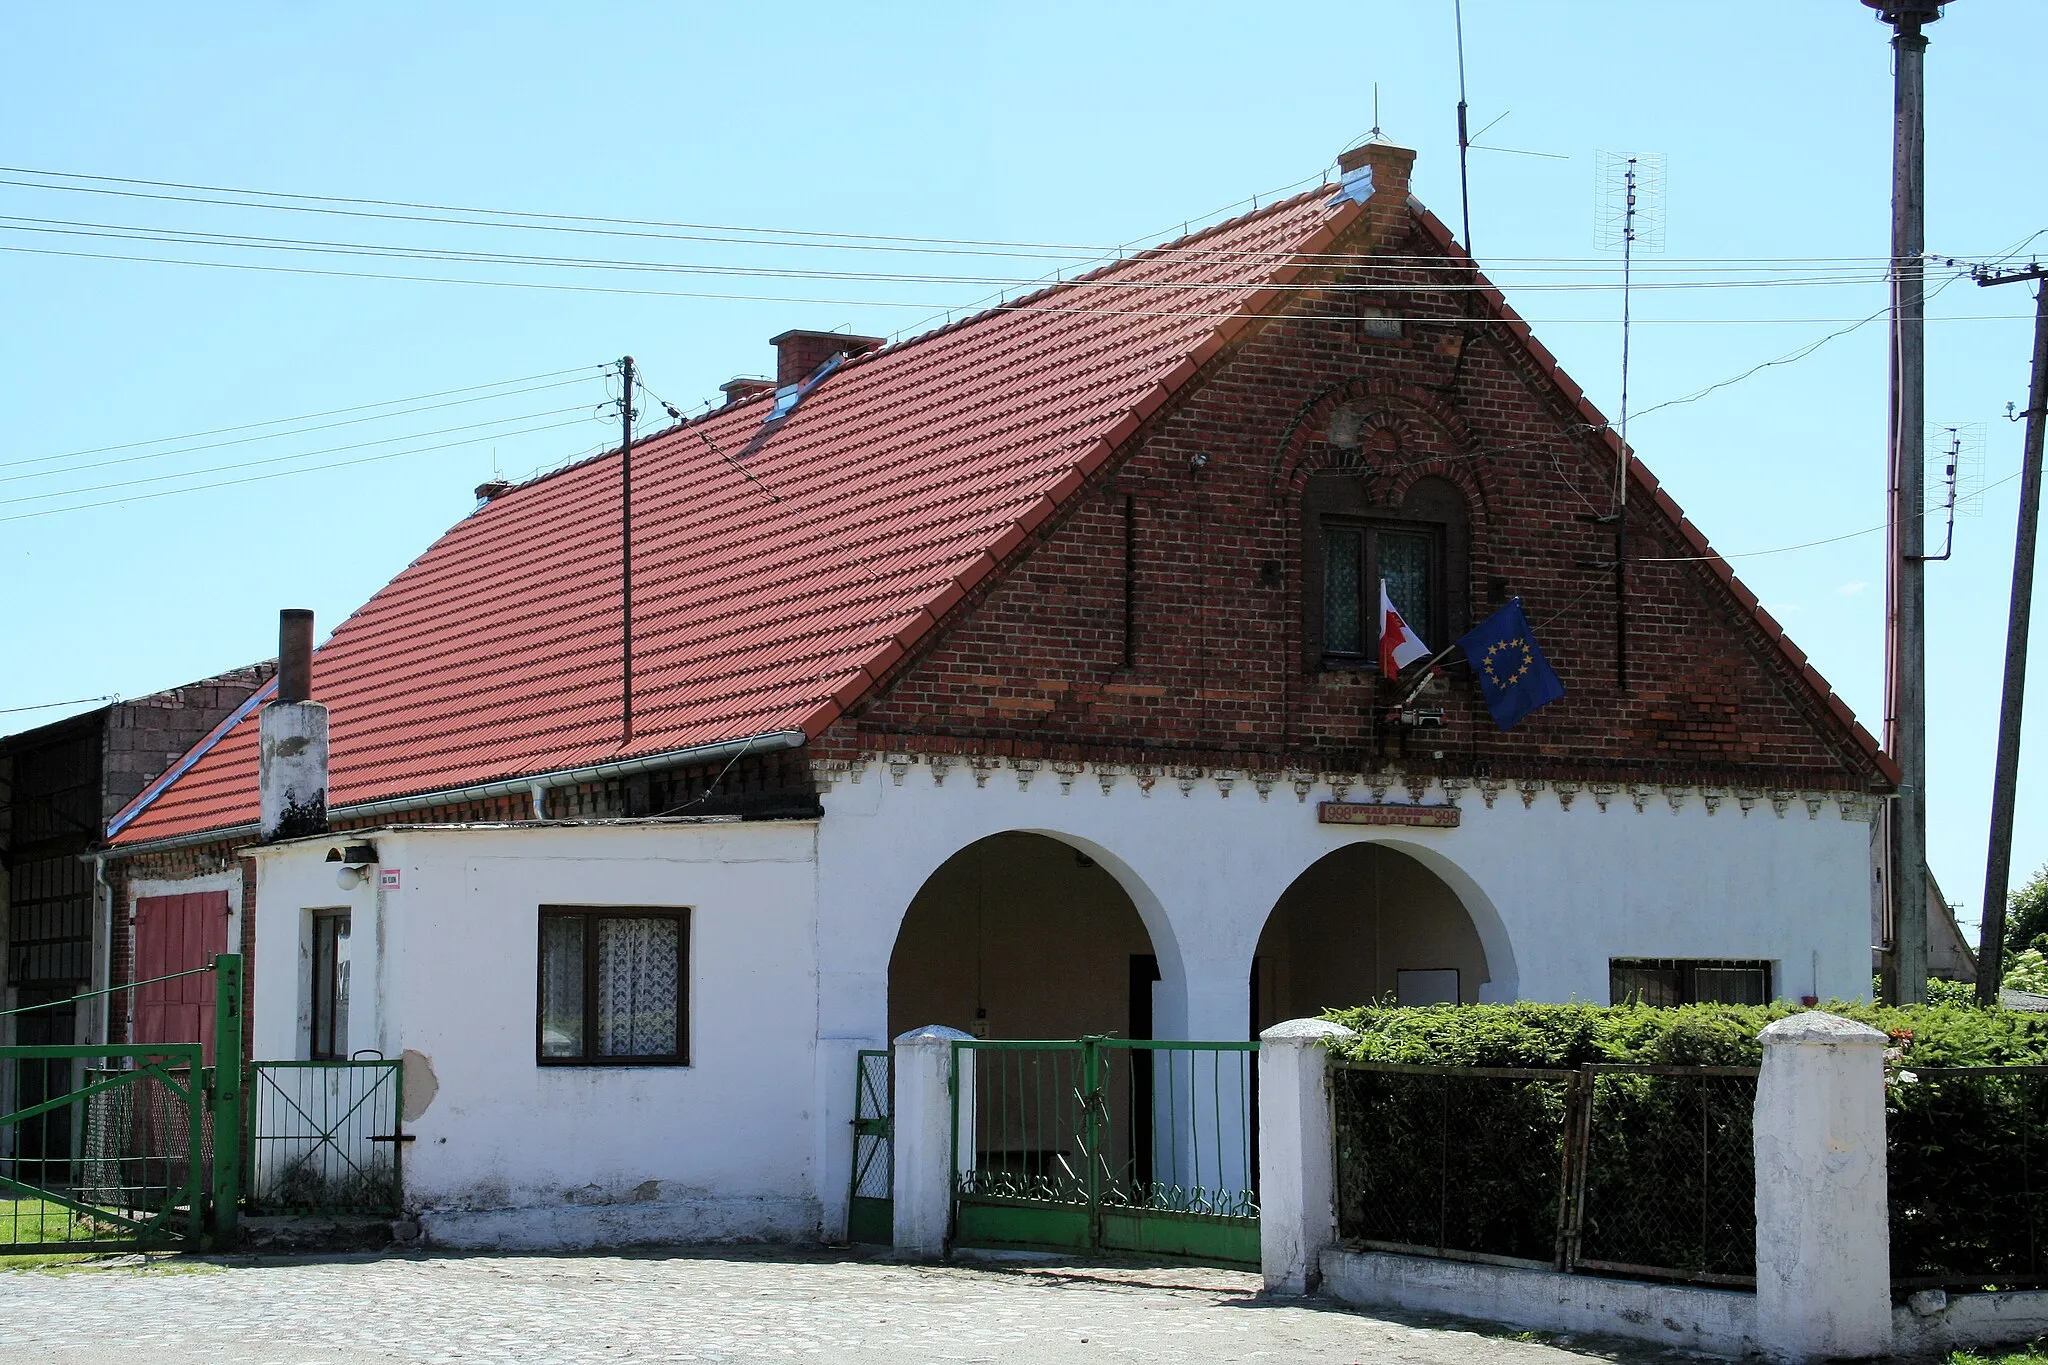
[325,841,378,890]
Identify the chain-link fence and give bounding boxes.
[1889,1066,2048,1289]
[1333,1059,1759,1285]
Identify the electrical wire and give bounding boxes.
[3,364,602,470]
[1637,468,2023,563]
[0,693,118,716]
[0,403,599,505]
[0,414,596,523]
[1,374,601,479]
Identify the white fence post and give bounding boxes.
[1258,1018,1356,1295]
[1753,1011,1893,1362]
[892,1024,973,1259]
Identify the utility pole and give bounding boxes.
[619,355,636,749]
[1974,267,2048,1002]
[1864,0,1944,1004]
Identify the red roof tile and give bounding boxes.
[112,188,1362,845]
[112,184,1895,847]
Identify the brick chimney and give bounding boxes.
[769,329,883,388]
[259,608,328,841]
[1334,141,1416,250]
[719,376,777,407]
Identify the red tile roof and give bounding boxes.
[110,181,1894,848]
[112,186,1367,845]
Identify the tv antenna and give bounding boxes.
[1595,150,1666,693]
[1454,0,1472,253]
[1923,422,1985,561]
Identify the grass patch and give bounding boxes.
[1950,1348,2048,1365]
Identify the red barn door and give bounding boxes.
[132,892,229,1061]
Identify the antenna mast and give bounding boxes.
[1597,151,1665,693]
[1454,0,1473,253]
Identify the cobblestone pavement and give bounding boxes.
[0,1248,1700,1365]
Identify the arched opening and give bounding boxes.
[888,831,1162,1042]
[1252,842,1491,1030]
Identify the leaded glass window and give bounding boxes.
[1378,530,1434,645]
[538,908,689,1065]
[1319,520,1442,666]
[1324,527,1364,655]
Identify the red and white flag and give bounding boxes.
[1379,579,1432,677]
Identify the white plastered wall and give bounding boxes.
[808,763,1876,1239]
[248,820,823,1249]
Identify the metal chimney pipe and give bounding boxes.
[278,608,314,702]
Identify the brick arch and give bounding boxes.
[1267,379,1474,502]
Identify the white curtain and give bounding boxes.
[597,917,680,1057]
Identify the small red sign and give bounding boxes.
[379,868,401,890]
[1318,802,1461,828]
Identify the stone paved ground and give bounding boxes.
[0,1247,1713,1365]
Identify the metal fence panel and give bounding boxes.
[246,1060,403,1216]
[1576,1067,1758,1285]
[0,1044,208,1254]
[1889,1066,2048,1289]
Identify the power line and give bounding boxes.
[0,693,118,716]
[0,415,596,523]
[0,374,600,479]
[3,364,602,470]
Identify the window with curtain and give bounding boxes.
[537,908,688,1065]
[1319,520,1442,664]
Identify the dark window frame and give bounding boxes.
[1301,473,1471,673]
[310,908,351,1061]
[1608,957,1774,1007]
[535,906,691,1067]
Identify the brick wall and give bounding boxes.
[829,212,1885,794]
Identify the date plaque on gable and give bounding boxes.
[1318,802,1460,829]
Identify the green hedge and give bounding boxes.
[1320,999,2048,1069]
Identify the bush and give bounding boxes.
[1320,998,2048,1070]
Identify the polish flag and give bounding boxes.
[1379,580,1432,677]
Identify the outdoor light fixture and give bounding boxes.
[329,841,378,889]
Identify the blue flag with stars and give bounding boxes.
[1457,599,1564,731]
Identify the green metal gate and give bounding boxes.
[246,1059,405,1215]
[846,1049,892,1244]
[0,954,242,1254]
[950,1037,1259,1268]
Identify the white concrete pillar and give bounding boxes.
[258,699,329,840]
[1753,1011,1893,1363]
[1258,1017,1356,1295]
[891,1024,973,1259]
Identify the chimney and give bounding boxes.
[1334,141,1417,250]
[474,479,513,503]
[768,329,883,388]
[719,376,778,407]
[260,608,329,841]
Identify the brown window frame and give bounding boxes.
[535,906,691,1067]
[1301,473,1471,673]
[310,908,351,1061]
[1319,517,1446,667]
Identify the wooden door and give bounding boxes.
[132,892,229,1061]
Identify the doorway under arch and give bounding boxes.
[888,831,1165,1042]
[1252,842,1491,1031]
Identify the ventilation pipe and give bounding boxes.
[259,608,329,841]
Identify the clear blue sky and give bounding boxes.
[3,2,2042,930]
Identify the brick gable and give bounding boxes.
[829,220,1888,794]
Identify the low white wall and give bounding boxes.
[1893,1290,2048,1356]
[249,819,825,1247]
[1320,1248,1758,1357]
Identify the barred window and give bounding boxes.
[1609,958,1772,1007]
[538,908,689,1065]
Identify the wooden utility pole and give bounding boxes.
[1975,268,2048,1002]
[620,355,636,748]
[1865,0,1944,1003]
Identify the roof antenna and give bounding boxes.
[1595,151,1666,694]
[1371,83,1384,142]
[1454,0,1473,254]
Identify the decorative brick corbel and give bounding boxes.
[1516,778,1545,809]
[1053,761,1086,796]
[1589,781,1620,812]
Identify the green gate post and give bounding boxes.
[1082,1037,1104,1252]
[211,953,244,1245]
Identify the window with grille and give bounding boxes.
[310,909,351,1060]
[537,908,689,1065]
[1609,958,1773,1006]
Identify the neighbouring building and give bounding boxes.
[97,143,1899,1248]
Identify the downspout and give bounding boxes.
[90,853,112,1047]
[531,784,548,820]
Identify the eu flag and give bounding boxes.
[1456,599,1564,731]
